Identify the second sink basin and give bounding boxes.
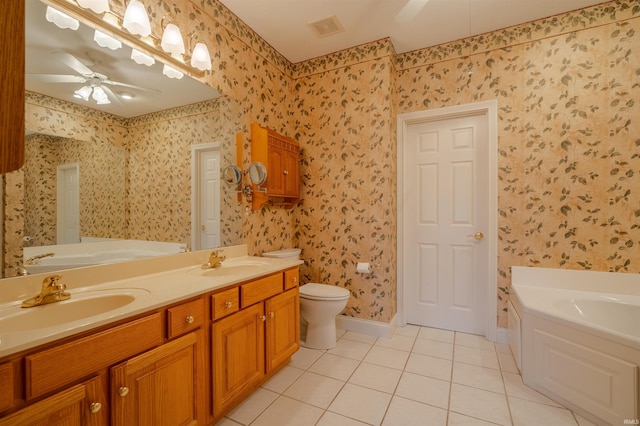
[0,288,150,332]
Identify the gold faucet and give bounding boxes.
[25,252,55,265]
[21,275,71,308]
[202,249,226,269]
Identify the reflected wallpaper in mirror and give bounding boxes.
[24,132,126,246]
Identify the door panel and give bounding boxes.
[404,112,488,334]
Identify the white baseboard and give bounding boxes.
[336,314,397,339]
[495,327,509,345]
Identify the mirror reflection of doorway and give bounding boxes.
[56,163,80,244]
[191,143,221,250]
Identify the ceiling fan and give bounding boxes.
[26,52,155,105]
[395,0,430,23]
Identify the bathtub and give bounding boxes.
[510,266,639,426]
[23,239,187,274]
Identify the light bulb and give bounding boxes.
[190,43,212,71]
[45,6,79,30]
[131,49,155,66]
[162,64,184,79]
[77,0,110,14]
[161,24,185,56]
[123,0,151,37]
[94,30,122,50]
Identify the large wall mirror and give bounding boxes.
[2,0,243,277]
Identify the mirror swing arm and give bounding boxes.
[221,162,267,202]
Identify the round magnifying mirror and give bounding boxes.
[248,162,267,186]
[222,165,242,186]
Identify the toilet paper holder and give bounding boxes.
[356,262,374,275]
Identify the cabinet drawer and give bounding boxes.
[168,297,205,339]
[0,362,15,413]
[284,268,299,290]
[240,273,282,308]
[212,287,239,320]
[25,313,163,400]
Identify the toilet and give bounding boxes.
[262,248,350,350]
[298,283,350,350]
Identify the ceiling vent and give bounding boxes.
[308,15,345,38]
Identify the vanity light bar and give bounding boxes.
[41,0,206,79]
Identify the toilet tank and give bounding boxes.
[262,248,301,260]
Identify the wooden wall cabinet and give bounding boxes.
[0,0,25,174]
[251,122,301,210]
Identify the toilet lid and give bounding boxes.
[299,283,350,300]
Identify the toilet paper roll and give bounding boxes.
[356,262,372,274]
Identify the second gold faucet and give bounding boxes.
[202,250,226,269]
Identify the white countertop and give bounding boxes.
[0,245,303,358]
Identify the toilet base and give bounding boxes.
[301,320,338,350]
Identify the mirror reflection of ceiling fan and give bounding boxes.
[26,52,157,106]
[395,0,430,23]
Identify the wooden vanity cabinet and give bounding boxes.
[0,375,106,426]
[251,122,301,210]
[212,268,300,420]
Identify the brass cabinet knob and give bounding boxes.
[260,315,266,321]
[89,402,102,413]
[118,387,129,397]
[186,315,195,324]
[225,301,233,308]
[467,232,484,241]
[292,277,297,283]
[283,170,288,175]
[268,312,275,318]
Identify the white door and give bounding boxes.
[57,163,80,244]
[191,144,220,250]
[403,111,489,335]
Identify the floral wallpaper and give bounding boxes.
[5,0,638,330]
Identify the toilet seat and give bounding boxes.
[299,283,350,300]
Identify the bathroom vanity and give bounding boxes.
[0,245,301,425]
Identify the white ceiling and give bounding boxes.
[219,0,608,63]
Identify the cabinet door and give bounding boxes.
[267,145,286,196]
[283,150,300,197]
[212,303,265,416]
[0,375,106,426]
[265,288,300,372]
[111,332,200,426]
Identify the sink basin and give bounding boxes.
[189,257,272,277]
[0,288,150,332]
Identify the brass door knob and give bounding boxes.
[467,232,484,241]
[89,402,102,413]
[118,387,129,397]
[186,315,194,324]
[201,225,206,231]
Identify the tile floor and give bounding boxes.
[215,325,598,426]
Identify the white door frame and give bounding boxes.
[191,142,221,251]
[397,100,498,342]
[56,163,80,244]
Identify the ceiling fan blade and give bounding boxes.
[26,74,87,84]
[395,0,430,23]
[53,52,94,76]
[100,85,124,108]
[103,79,161,94]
